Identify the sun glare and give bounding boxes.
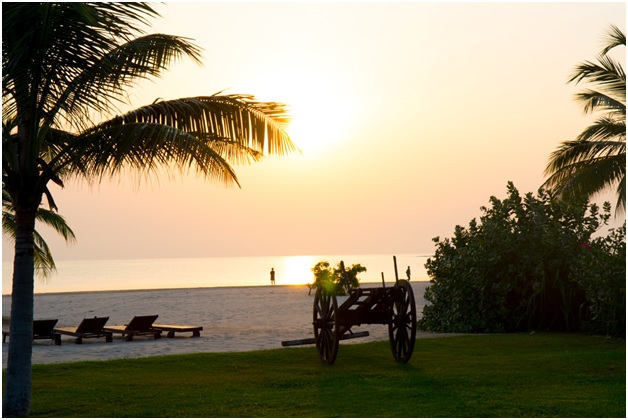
[280,255,317,285]
[286,101,349,157]
[253,67,360,159]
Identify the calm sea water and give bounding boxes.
[2,253,432,295]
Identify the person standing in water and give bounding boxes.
[270,268,276,285]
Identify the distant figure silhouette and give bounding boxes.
[270,268,276,285]
[406,266,411,280]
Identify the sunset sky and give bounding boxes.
[2,2,626,263]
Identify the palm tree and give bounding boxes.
[543,24,626,214]
[3,189,76,279]
[2,3,296,415]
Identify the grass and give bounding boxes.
[6,333,625,417]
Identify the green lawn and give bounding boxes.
[8,333,626,417]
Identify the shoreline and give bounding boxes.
[2,283,307,298]
[2,280,431,298]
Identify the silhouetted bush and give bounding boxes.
[418,182,625,336]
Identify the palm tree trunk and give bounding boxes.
[2,209,36,417]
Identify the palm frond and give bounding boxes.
[52,33,203,131]
[544,153,624,193]
[2,130,19,189]
[4,4,159,124]
[575,117,626,143]
[34,208,76,243]
[119,95,294,153]
[600,24,626,56]
[32,229,57,279]
[3,187,75,278]
[3,3,192,135]
[37,128,78,164]
[574,89,626,115]
[59,122,242,186]
[545,25,626,216]
[2,210,16,242]
[545,139,625,173]
[50,95,295,186]
[544,142,625,209]
[614,176,626,213]
[569,56,626,86]
[569,57,626,109]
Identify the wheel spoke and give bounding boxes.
[313,288,339,364]
[388,281,416,363]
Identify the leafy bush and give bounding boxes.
[418,182,626,336]
[573,223,626,337]
[310,261,366,295]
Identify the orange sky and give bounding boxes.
[2,2,626,263]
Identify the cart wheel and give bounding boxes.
[313,286,339,365]
[388,280,417,363]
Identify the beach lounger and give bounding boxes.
[2,318,62,345]
[53,316,113,344]
[104,315,162,341]
[152,324,203,338]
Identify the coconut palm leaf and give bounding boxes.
[544,25,626,214]
[600,24,626,55]
[569,56,626,91]
[49,33,204,132]
[545,139,625,200]
[573,89,625,115]
[568,55,625,119]
[575,117,625,143]
[2,190,76,279]
[45,95,294,186]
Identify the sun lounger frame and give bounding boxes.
[2,318,62,345]
[104,315,162,341]
[53,316,113,344]
[152,324,203,338]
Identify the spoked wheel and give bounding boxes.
[388,280,417,363]
[313,286,339,365]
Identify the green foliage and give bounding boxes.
[573,222,626,337]
[310,261,366,295]
[418,182,626,336]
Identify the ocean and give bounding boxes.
[2,253,432,295]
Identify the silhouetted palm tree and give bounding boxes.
[2,3,296,415]
[544,24,626,214]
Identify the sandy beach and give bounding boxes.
[2,282,454,368]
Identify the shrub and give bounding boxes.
[573,223,626,337]
[310,261,366,295]
[418,182,625,336]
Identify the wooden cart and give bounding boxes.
[282,257,417,365]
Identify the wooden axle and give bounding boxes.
[281,331,369,347]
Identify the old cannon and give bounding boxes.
[282,256,417,365]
